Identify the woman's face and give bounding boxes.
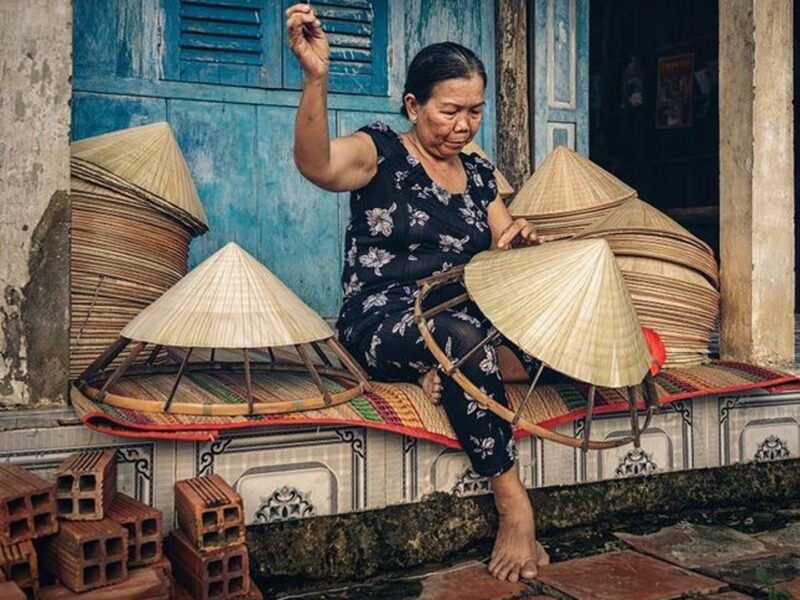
[405,73,485,159]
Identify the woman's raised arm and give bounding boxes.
[287,4,378,192]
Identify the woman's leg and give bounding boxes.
[351,307,545,581]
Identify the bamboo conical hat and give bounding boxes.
[462,141,514,199]
[464,239,651,388]
[614,255,716,290]
[508,146,636,217]
[121,242,333,348]
[71,122,208,232]
[576,198,712,254]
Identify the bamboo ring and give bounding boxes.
[76,337,371,417]
[412,265,658,451]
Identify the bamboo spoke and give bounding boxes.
[627,386,641,448]
[96,341,146,402]
[643,373,660,411]
[511,362,545,426]
[445,329,500,376]
[296,344,333,406]
[243,348,254,414]
[164,347,193,412]
[418,292,470,321]
[75,336,131,388]
[145,345,163,367]
[311,341,333,367]
[581,386,596,453]
[325,338,371,391]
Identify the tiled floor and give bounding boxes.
[269,512,800,600]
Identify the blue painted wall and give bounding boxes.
[72,0,497,319]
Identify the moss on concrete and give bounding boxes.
[247,459,800,582]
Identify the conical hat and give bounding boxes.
[508,146,636,217]
[576,198,712,254]
[614,255,716,290]
[71,122,208,232]
[462,141,514,198]
[464,239,651,388]
[121,242,333,348]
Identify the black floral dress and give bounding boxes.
[336,122,522,477]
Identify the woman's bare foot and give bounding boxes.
[418,368,442,404]
[488,464,544,582]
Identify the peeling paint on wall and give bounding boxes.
[0,0,72,407]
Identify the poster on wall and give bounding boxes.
[655,53,694,129]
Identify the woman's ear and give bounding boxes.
[404,93,419,123]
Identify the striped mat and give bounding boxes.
[70,360,798,444]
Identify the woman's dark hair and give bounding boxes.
[401,42,487,118]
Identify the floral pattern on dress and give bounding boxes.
[336,121,498,350]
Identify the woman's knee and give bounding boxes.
[430,311,492,358]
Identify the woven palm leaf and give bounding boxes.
[576,198,712,254]
[462,141,514,199]
[613,256,719,368]
[508,146,636,217]
[71,122,208,233]
[615,256,716,290]
[121,242,333,348]
[464,239,651,388]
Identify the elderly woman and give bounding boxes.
[287,4,547,582]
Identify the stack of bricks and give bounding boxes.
[170,474,260,599]
[36,449,170,598]
[0,463,57,597]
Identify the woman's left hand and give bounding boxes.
[497,218,540,249]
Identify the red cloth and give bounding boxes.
[642,326,667,375]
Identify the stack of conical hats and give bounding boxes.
[508,146,636,240]
[464,239,652,388]
[69,122,208,379]
[462,140,514,199]
[574,198,720,367]
[78,243,368,416]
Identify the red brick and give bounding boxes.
[40,518,128,593]
[168,528,249,600]
[536,551,725,600]
[0,463,58,543]
[39,561,173,599]
[0,581,27,600]
[0,540,38,600]
[416,561,544,599]
[54,451,117,521]
[107,493,163,567]
[176,578,262,600]
[174,475,244,552]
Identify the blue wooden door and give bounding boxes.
[530,0,589,166]
[71,0,497,319]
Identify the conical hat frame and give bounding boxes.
[74,334,372,417]
[413,265,659,452]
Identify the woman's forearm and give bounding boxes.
[294,75,332,182]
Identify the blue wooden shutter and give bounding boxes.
[530,0,589,166]
[163,0,282,87]
[282,0,389,96]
